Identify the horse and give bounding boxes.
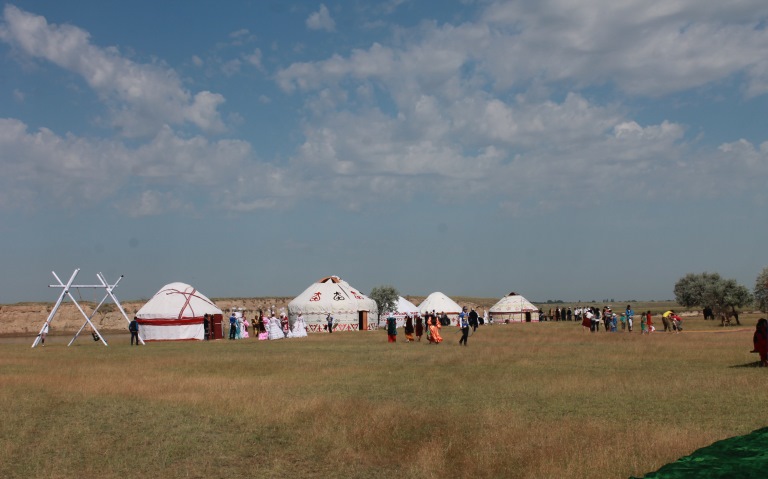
[720,310,741,327]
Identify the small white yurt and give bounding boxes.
[387,296,420,328]
[288,276,378,332]
[135,282,222,341]
[489,292,539,323]
[418,292,462,320]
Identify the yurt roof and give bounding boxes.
[288,275,377,316]
[136,282,222,319]
[418,292,462,314]
[489,292,539,313]
[390,296,419,315]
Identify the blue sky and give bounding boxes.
[0,1,766,303]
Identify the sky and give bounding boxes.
[0,0,766,304]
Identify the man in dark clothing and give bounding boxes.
[229,313,237,339]
[203,314,210,340]
[468,308,479,332]
[129,317,140,345]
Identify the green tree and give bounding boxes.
[674,272,752,324]
[369,285,399,326]
[755,266,768,313]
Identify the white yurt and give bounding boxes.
[287,276,378,333]
[135,282,222,340]
[488,292,539,323]
[418,292,462,320]
[387,296,420,328]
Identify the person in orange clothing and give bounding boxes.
[428,314,443,344]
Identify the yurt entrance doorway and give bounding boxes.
[211,314,223,339]
[358,311,368,331]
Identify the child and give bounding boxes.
[619,313,626,331]
[610,313,617,332]
[640,314,647,334]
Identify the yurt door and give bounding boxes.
[212,314,223,339]
[358,311,368,331]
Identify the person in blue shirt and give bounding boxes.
[129,317,140,345]
[626,305,634,333]
[458,307,470,346]
[229,313,237,340]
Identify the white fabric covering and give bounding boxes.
[288,276,378,332]
[418,292,462,319]
[488,292,539,322]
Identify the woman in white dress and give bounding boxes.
[268,314,284,340]
[288,313,308,338]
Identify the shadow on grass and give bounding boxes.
[728,361,764,368]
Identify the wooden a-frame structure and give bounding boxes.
[31,269,144,348]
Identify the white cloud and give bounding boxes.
[0,118,276,213]
[306,4,336,32]
[480,0,768,96]
[245,48,262,68]
[221,58,242,76]
[0,5,226,137]
[118,190,186,217]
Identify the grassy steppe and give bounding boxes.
[1,317,766,479]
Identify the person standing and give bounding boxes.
[40,321,49,346]
[752,318,768,367]
[567,307,572,321]
[404,315,415,342]
[229,313,237,340]
[129,317,140,345]
[203,314,210,340]
[458,308,470,346]
[326,313,334,333]
[626,305,634,333]
[268,313,284,340]
[468,308,479,332]
[386,313,397,343]
[646,311,654,333]
[415,314,424,342]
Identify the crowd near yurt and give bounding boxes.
[135,282,223,340]
[418,292,462,319]
[489,292,539,322]
[287,276,378,332]
[387,296,420,327]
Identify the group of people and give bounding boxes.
[575,305,683,334]
[385,307,481,346]
[214,310,309,341]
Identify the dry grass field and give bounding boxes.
[1,315,766,479]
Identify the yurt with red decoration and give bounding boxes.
[135,282,222,341]
[287,276,378,332]
[488,292,539,323]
